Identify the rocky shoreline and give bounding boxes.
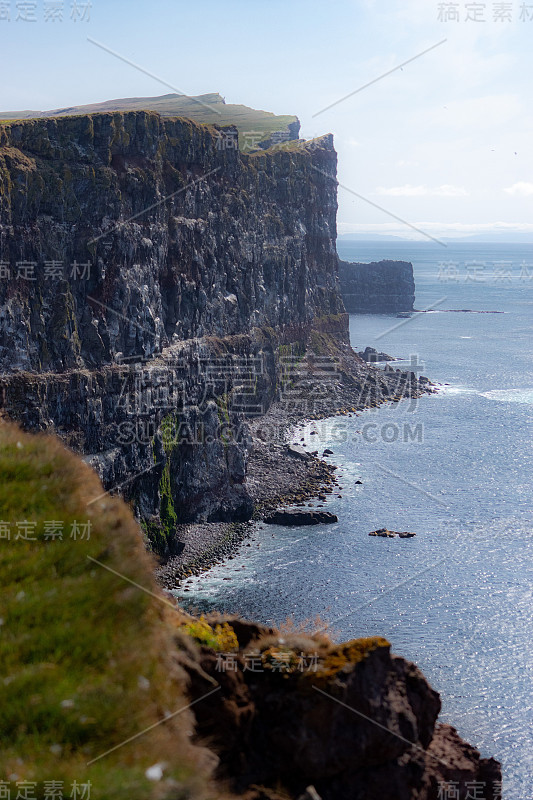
[155,343,435,588]
[152,361,504,798]
[155,420,342,587]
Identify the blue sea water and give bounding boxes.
[177,242,533,799]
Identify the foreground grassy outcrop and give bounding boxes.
[0,422,209,799]
[0,423,501,800]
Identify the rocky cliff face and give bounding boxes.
[180,616,502,800]
[0,113,340,371]
[0,112,343,550]
[339,259,415,313]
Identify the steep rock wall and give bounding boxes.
[0,113,343,550]
[339,259,415,313]
[0,113,341,371]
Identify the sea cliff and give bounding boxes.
[0,113,424,555]
[339,258,415,313]
[0,111,502,798]
[0,112,342,548]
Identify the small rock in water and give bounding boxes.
[264,510,338,526]
[369,528,416,539]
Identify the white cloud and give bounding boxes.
[375,184,469,197]
[504,182,533,197]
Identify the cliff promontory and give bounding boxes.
[0,112,340,371]
[339,258,415,313]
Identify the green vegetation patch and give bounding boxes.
[179,617,238,652]
[0,422,204,799]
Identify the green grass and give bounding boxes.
[0,423,206,799]
[0,93,299,151]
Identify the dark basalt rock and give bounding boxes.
[357,346,395,362]
[182,619,502,799]
[339,259,415,313]
[369,528,416,538]
[264,510,338,526]
[0,113,342,554]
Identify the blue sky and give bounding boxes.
[1,0,532,239]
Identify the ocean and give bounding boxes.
[177,242,533,798]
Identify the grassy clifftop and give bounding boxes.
[0,92,299,151]
[0,422,208,799]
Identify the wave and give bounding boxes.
[480,388,533,404]
[435,385,479,396]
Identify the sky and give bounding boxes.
[1,0,532,240]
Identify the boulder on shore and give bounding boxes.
[265,510,338,526]
[357,346,395,363]
[287,444,312,461]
